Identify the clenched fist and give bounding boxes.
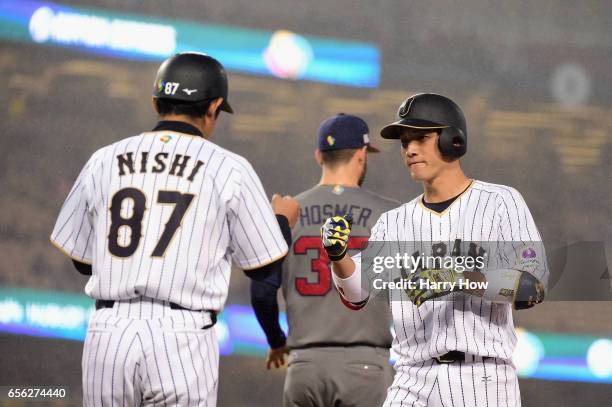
[271,194,300,228]
[320,214,353,262]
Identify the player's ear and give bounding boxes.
[314,149,323,167]
[152,97,160,115]
[356,146,367,162]
[207,98,224,118]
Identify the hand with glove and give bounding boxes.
[320,214,353,262]
[408,267,464,306]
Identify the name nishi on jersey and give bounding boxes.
[116,152,205,181]
[300,204,372,227]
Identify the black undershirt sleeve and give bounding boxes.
[72,260,92,275]
[247,215,292,349]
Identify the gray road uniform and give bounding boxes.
[282,184,398,407]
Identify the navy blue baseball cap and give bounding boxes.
[317,113,380,153]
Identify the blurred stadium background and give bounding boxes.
[0,0,610,405]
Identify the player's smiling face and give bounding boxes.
[400,129,446,182]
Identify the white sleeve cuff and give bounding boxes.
[331,261,369,303]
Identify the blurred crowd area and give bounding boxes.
[1,0,611,335]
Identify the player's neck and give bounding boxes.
[422,169,471,203]
[159,114,209,139]
[319,167,359,187]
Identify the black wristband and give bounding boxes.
[72,259,92,275]
[268,331,287,349]
[275,214,292,247]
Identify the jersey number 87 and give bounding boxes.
[108,187,194,258]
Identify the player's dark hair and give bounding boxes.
[154,98,221,119]
[320,148,359,168]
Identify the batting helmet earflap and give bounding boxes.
[380,93,467,158]
[153,52,233,113]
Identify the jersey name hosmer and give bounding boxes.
[299,203,373,228]
[116,151,205,181]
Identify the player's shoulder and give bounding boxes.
[153,131,254,172]
[83,141,117,168]
[471,180,525,205]
[374,196,420,225]
[199,142,269,188]
[95,133,147,158]
[210,145,257,174]
[472,180,520,196]
[295,185,321,202]
[358,188,401,208]
[294,186,399,209]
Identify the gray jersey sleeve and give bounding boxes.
[228,159,288,270]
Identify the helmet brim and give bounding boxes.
[380,118,448,139]
[220,99,234,114]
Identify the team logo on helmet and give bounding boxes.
[156,79,165,93]
[327,135,335,146]
[398,98,414,118]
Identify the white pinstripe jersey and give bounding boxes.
[51,127,288,312]
[355,180,548,367]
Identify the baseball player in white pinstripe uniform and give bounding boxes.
[321,93,548,406]
[50,52,299,406]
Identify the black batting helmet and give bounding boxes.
[380,93,467,158]
[153,52,233,113]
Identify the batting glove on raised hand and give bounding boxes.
[408,267,462,306]
[320,214,353,262]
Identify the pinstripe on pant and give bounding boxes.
[82,300,218,406]
[382,358,520,407]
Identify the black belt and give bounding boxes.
[95,299,193,310]
[95,300,217,329]
[435,351,491,364]
[291,342,389,350]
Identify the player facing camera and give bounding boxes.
[320,92,548,407]
[381,93,468,182]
